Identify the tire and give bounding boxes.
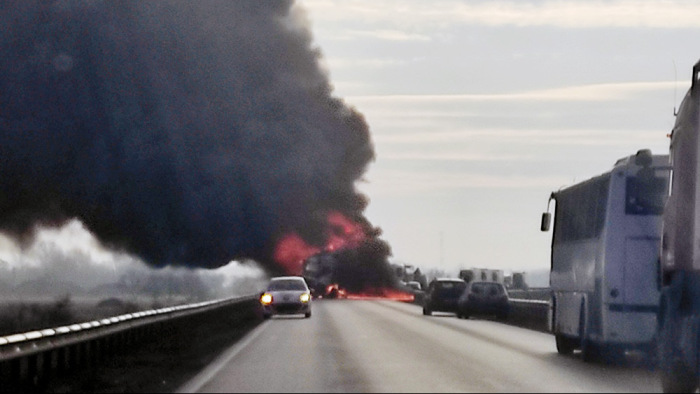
[579,303,598,363]
[305,312,311,318]
[423,307,432,316]
[581,339,600,363]
[555,334,575,355]
[263,313,271,320]
[552,297,574,355]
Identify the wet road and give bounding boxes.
[177,299,661,393]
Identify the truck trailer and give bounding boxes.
[657,59,700,392]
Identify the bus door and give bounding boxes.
[621,164,668,308]
[611,165,667,342]
[623,236,661,307]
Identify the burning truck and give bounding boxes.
[302,252,338,298]
[301,244,414,302]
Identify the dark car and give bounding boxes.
[422,278,467,316]
[457,281,510,320]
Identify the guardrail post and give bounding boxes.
[71,343,80,370]
[33,352,44,388]
[19,355,29,384]
[0,360,7,385]
[108,334,118,356]
[163,321,185,355]
[48,349,59,381]
[0,360,16,393]
[85,341,93,367]
[58,346,69,373]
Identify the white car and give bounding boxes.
[260,276,312,319]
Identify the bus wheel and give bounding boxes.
[555,334,575,355]
[595,344,624,365]
[579,305,599,363]
[581,339,600,363]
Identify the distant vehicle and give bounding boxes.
[541,149,670,362]
[407,281,422,291]
[302,253,336,298]
[457,281,510,320]
[422,278,466,316]
[260,276,312,319]
[393,263,429,290]
[459,268,504,284]
[508,272,529,290]
[406,281,425,304]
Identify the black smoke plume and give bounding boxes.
[332,237,398,293]
[0,0,383,272]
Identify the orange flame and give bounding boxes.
[318,285,414,302]
[325,211,366,251]
[273,233,321,275]
[323,284,347,299]
[273,211,368,275]
[345,288,415,302]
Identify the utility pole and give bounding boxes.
[439,231,444,267]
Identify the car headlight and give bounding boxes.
[300,293,310,303]
[261,293,273,305]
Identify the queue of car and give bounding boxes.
[423,277,511,321]
[257,275,510,323]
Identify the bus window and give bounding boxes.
[625,168,669,215]
[553,175,610,244]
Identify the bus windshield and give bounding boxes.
[625,168,669,215]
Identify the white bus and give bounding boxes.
[541,149,670,362]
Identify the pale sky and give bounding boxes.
[296,0,700,275]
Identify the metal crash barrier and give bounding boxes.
[507,298,552,333]
[409,287,553,332]
[0,295,260,392]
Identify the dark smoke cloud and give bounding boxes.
[332,238,397,293]
[0,0,378,272]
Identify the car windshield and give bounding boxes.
[267,279,308,291]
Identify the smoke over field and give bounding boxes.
[0,0,391,279]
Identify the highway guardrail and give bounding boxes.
[0,295,260,392]
[507,298,552,333]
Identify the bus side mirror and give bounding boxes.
[540,212,551,232]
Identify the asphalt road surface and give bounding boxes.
[177,299,661,393]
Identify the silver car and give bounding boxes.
[260,276,312,319]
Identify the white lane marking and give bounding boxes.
[175,320,270,393]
